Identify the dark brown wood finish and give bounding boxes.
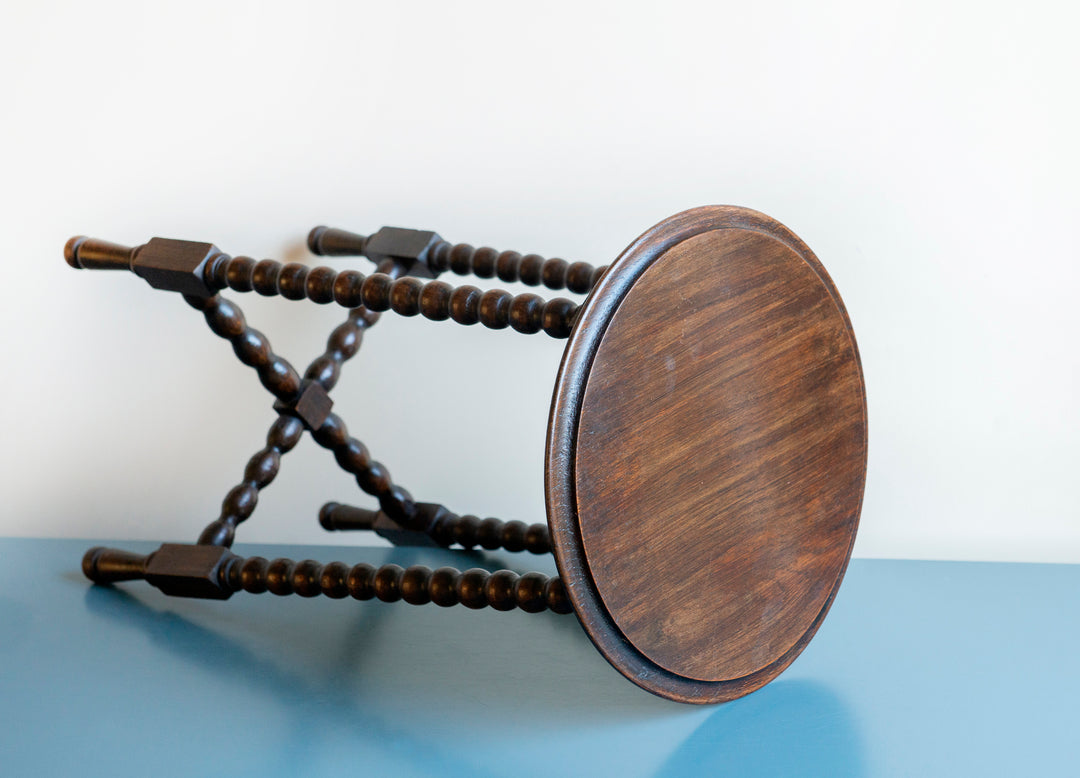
[83,545,573,612]
[67,227,566,595]
[67,206,866,706]
[309,225,607,293]
[546,206,867,704]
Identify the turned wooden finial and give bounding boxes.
[307,226,368,257]
[64,236,139,270]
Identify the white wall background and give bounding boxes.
[1,0,1076,562]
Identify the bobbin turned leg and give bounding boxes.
[195,415,306,547]
[68,235,430,545]
[68,229,567,616]
[82,545,572,614]
[205,250,581,337]
[308,226,607,293]
[319,503,551,555]
[221,553,573,613]
[197,259,409,548]
[67,232,584,337]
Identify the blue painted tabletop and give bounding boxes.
[0,538,1076,777]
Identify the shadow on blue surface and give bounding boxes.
[657,680,865,777]
[84,583,503,775]
[9,540,1077,776]
[84,574,864,776]
[82,545,629,716]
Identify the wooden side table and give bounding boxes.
[66,205,867,703]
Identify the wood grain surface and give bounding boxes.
[546,206,867,703]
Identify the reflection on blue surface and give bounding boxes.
[83,584,499,776]
[2,539,1079,776]
[83,583,865,776]
[59,542,699,776]
[657,681,864,777]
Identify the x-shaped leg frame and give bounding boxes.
[67,225,605,614]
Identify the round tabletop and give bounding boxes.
[546,206,867,703]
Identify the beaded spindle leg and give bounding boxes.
[81,545,572,613]
[226,554,572,613]
[205,256,579,338]
[319,502,552,555]
[310,412,418,525]
[308,225,607,294]
[181,291,318,547]
[192,259,409,548]
[184,292,304,402]
[67,231,569,613]
[206,228,585,338]
[301,299,383,392]
[68,206,872,706]
[197,415,305,547]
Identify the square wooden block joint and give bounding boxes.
[131,237,220,297]
[274,380,333,431]
[144,543,236,600]
[364,227,443,278]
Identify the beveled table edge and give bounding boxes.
[544,205,868,703]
